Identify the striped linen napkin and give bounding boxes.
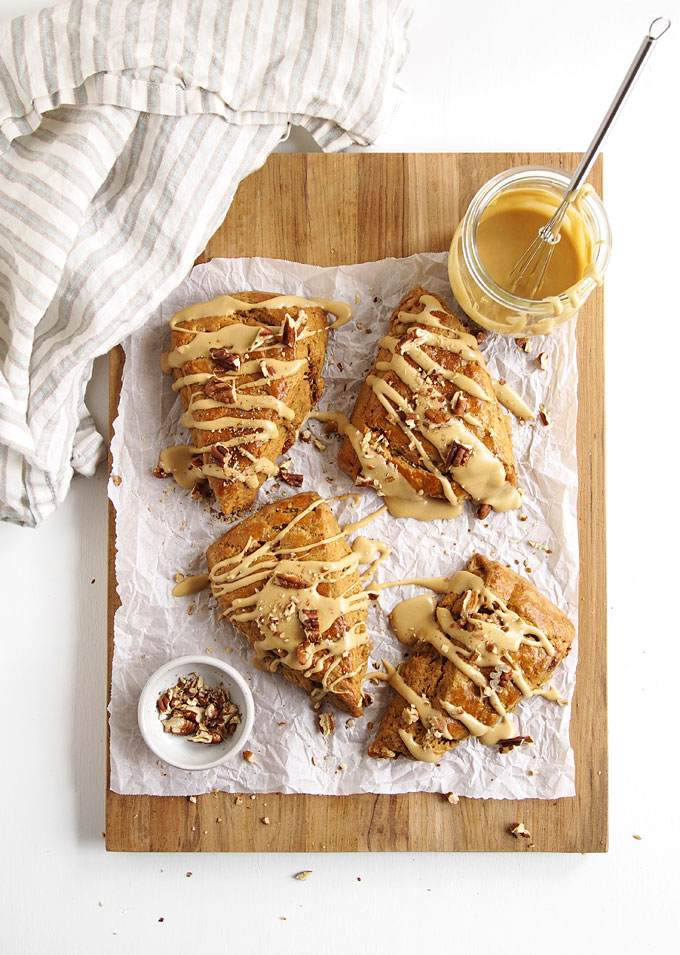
[0,0,412,526]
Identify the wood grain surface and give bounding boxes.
[107,152,607,852]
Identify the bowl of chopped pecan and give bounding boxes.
[137,655,254,770]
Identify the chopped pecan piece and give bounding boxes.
[274,572,308,589]
[296,642,314,667]
[299,608,321,642]
[209,347,241,372]
[401,705,419,725]
[163,716,196,736]
[451,391,469,414]
[424,407,448,425]
[445,442,472,469]
[281,314,299,347]
[204,377,236,403]
[498,735,533,754]
[211,444,230,466]
[477,503,492,520]
[318,712,335,738]
[248,328,270,352]
[153,463,170,479]
[280,471,304,487]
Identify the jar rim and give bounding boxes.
[460,165,611,315]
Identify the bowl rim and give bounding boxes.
[137,654,255,771]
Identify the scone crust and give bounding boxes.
[206,492,371,717]
[368,554,574,759]
[338,286,517,504]
[172,291,328,515]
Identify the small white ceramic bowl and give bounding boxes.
[137,655,254,771]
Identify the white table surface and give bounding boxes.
[2,2,679,952]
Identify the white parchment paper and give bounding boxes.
[109,253,578,799]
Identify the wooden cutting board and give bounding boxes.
[106,152,607,852]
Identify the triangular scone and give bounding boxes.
[206,492,372,717]
[337,287,522,520]
[368,554,574,761]
[166,291,330,515]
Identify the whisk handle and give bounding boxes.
[565,17,671,198]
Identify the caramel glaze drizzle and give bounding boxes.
[208,495,390,703]
[160,294,352,491]
[319,294,531,522]
[381,571,566,759]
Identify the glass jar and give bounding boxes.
[448,166,611,337]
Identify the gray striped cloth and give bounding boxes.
[0,0,412,526]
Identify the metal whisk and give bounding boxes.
[510,17,671,299]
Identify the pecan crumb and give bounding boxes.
[537,351,549,370]
[188,795,197,804]
[444,792,459,805]
[477,503,492,520]
[509,822,532,839]
[151,464,167,480]
[242,750,257,763]
[516,337,532,353]
[538,409,550,426]
[260,816,270,825]
[294,870,312,881]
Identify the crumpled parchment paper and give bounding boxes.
[108,253,578,799]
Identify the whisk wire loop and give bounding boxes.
[508,16,670,298]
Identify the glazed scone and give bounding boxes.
[164,291,332,515]
[206,492,372,717]
[368,554,574,761]
[337,287,522,521]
